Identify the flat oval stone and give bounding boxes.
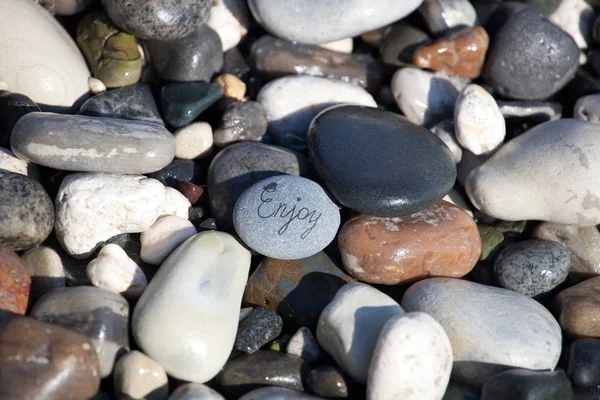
[213,101,268,147]
[161,82,223,128]
[0,91,40,148]
[317,282,405,384]
[169,383,226,400]
[308,105,456,217]
[466,119,600,225]
[101,0,212,40]
[567,339,600,389]
[11,112,175,174]
[481,369,573,400]
[113,350,168,400]
[402,278,562,370]
[555,276,600,338]
[0,249,31,316]
[338,201,480,284]
[233,175,340,260]
[0,170,54,251]
[0,0,90,109]
[30,286,130,378]
[0,316,100,400]
[20,246,65,305]
[132,231,251,382]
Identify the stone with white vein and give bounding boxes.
[87,244,148,297]
[141,216,197,265]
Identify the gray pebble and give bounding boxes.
[574,94,600,124]
[213,101,268,147]
[497,100,562,123]
[234,307,283,354]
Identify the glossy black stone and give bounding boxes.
[148,159,205,188]
[161,82,223,128]
[307,105,456,217]
[481,369,573,400]
[568,339,600,389]
[234,307,283,354]
[0,91,40,148]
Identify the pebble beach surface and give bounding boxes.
[2,0,600,399]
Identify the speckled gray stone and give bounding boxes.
[0,170,54,251]
[233,175,340,259]
[100,0,212,40]
[234,307,283,354]
[213,101,268,147]
[494,239,571,297]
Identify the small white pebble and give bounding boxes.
[140,216,197,265]
[86,244,148,297]
[159,187,192,219]
[318,37,354,53]
[287,326,322,362]
[174,122,213,160]
[88,77,107,94]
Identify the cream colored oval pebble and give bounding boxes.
[87,244,148,297]
[174,122,214,160]
[88,77,106,94]
[318,38,354,53]
[141,216,197,265]
[113,350,168,400]
[0,0,90,109]
[454,84,505,155]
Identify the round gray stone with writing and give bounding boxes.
[233,175,340,260]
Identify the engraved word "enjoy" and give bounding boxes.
[257,182,322,239]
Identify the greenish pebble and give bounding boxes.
[478,225,504,261]
[161,82,223,128]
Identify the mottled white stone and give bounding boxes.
[55,173,165,258]
[318,38,354,53]
[87,244,148,297]
[174,122,213,160]
[140,216,197,265]
[159,187,191,219]
[132,231,252,382]
[113,350,168,400]
[207,0,249,52]
[367,312,453,400]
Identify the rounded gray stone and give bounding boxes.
[494,239,571,297]
[233,175,340,259]
[574,94,600,124]
[213,101,268,147]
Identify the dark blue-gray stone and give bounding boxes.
[481,369,573,400]
[161,82,223,128]
[307,105,456,217]
[147,159,205,188]
[0,91,39,148]
[568,339,600,389]
[234,307,283,354]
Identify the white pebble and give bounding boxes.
[87,244,148,297]
[549,0,595,55]
[318,38,354,53]
[88,77,107,94]
[113,350,168,400]
[159,187,191,219]
[174,122,213,160]
[286,327,321,362]
[141,216,197,265]
[454,84,505,155]
[367,312,453,400]
[207,0,249,51]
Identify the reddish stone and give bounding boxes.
[413,26,490,79]
[176,181,204,205]
[338,201,481,285]
[0,248,31,315]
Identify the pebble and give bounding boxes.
[234,175,340,259]
[0,249,31,316]
[0,170,54,251]
[454,84,506,155]
[76,11,142,88]
[308,105,456,217]
[0,316,100,400]
[478,225,505,261]
[339,201,480,284]
[307,366,349,399]
[213,101,268,147]
[20,246,65,305]
[367,312,453,400]
[430,120,463,163]
[0,0,90,109]
[169,383,226,400]
[402,278,562,371]
[316,282,405,383]
[44,0,95,15]
[161,82,223,128]
[30,286,130,378]
[257,76,376,138]
[101,0,212,40]
[238,387,322,400]
[443,188,473,216]
[549,0,595,54]
[494,240,571,297]
[88,77,107,94]
[141,216,197,265]
[567,339,600,389]
[234,307,283,354]
[147,25,223,82]
[55,173,165,258]
[113,350,168,400]
[466,119,600,225]
[481,369,573,400]
[207,0,249,52]
[0,91,40,148]
[174,122,214,159]
[80,83,164,126]
[413,26,489,79]
[418,0,478,36]
[391,68,461,126]
[484,8,579,100]
[555,276,600,338]
[243,252,355,331]
[497,100,562,123]
[214,74,247,106]
[86,244,148,297]
[247,0,424,44]
[250,35,383,93]
[208,142,312,231]
[11,112,175,174]
[319,38,354,53]
[216,350,310,397]
[132,231,251,382]
[380,22,431,67]
[177,181,204,205]
[286,327,321,362]
[149,159,204,189]
[159,187,193,219]
[574,94,600,124]
[534,223,600,277]
[0,147,38,178]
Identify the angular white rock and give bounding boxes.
[367,312,453,400]
[207,0,249,52]
[467,119,600,225]
[87,244,148,297]
[318,38,354,54]
[132,231,252,382]
[0,147,38,178]
[549,0,595,54]
[141,216,197,265]
[55,173,165,258]
[0,0,90,108]
[454,84,505,155]
[316,282,405,384]
[287,326,321,362]
[159,187,191,219]
[174,122,213,160]
[258,76,376,137]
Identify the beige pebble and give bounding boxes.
[86,244,148,297]
[174,122,214,160]
[141,216,197,265]
[215,74,247,107]
[88,77,106,94]
[20,246,65,303]
[113,350,168,400]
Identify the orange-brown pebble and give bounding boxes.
[555,276,600,338]
[177,181,204,205]
[214,73,246,107]
[0,248,31,315]
[337,201,481,285]
[413,26,489,79]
